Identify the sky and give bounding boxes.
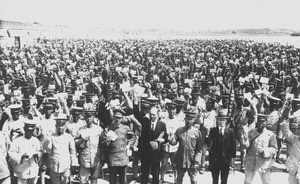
[1,0,300,31]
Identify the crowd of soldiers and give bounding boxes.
[1,38,300,184]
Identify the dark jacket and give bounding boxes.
[209,127,236,165]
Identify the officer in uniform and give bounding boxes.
[232,94,256,171]
[67,107,85,137]
[75,110,104,184]
[8,118,41,184]
[160,102,184,183]
[266,96,284,163]
[287,98,300,156]
[43,113,79,184]
[244,114,277,184]
[2,104,24,141]
[199,96,217,174]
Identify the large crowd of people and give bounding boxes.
[1,38,300,184]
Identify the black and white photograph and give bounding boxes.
[1,0,300,184]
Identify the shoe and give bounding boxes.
[159,179,165,184]
[199,167,205,174]
[276,158,283,164]
[129,178,139,184]
[240,166,245,173]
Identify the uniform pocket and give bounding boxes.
[190,137,196,148]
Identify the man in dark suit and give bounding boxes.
[209,108,236,184]
[139,106,168,184]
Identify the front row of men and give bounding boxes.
[1,101,300,184]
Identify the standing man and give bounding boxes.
[8,118,41,184]
[243,114,277,184]
[0,130,11,184]
[232,94,256,172]
[160,102,184,183]
[209,108,236,184]
[280,118,300,184]
[75,110,104,184]
[139,106,168,184]
[199,96,217,174]
[2,104,24,141]
[104,109,137,184]
[169,107,202,184]
[43,113,79,184]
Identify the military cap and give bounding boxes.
[161,88,169,94]
[36,93,45,100]
[178,85,185,90]
[147,96,159,104]
[75,99,85,108]
[191,93,200,99]
[167,91,177,100]
[83,109,96,116]
[166,102,178,109]
[183,106,198,117]
[257,114,269,122]
[235,93,244,99]
[220,93,230,99]
[268,95,281,102]
[111,92,123,100]
[21,98,31,105]
[54,113,69,120]
[46,90,56,97]
[141,100,152,108]
[9,104,22,111]
[21,84,31,91]
[174,99,186,106]
[192,86,201,93]
[84,93,94,99]
[113,108,126,117]
[43,101,54,109]
[24,118,37,130]
[71,106,84,115]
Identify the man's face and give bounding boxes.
[222,98,229,107]
[269,84,275,91]
[217,118,227,128]
[24,128,34,139]
[150,108,158,122]
[236,98,244,108]
[191,97,198,105]
[206,100,214,111]
[167,107,177,119]
[56,121,66,135]
[85,114,95,127]
[185,114,196,128]
[23,89,31,97]
[72,113,80,122]
[11,110,20,120]
[113,113,123,125]
[22,103,30,113]
[162,92,168,99]
[141,105,151,116]
[44,108,52,118]
[256,120,266,133]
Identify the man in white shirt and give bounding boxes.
[43,113,79,184]
[160,102,185,183]
[2,104,24,141]
[75,110,104,184]
[8,118,42,184]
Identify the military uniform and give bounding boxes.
[8,119,42,184]
[0,131,11,184]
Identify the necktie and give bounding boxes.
[219,128,223,143]
[151,123,154,131]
